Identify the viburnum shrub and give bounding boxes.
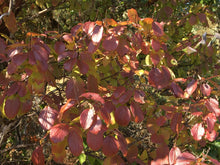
[0,8,220,164]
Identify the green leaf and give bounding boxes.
[79,153,86,164]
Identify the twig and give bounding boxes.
[0,143,37,154]
[0,0,13,20]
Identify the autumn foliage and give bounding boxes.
[0,4,220,165]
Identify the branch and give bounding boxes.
[0,0,13,20]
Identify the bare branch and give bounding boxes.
[0,0,13,20]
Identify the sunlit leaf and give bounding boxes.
[32,146,45,165]
[114,106,131,126]
[169,146,181,165]
[205,98,220,117]
[127,8,139,23]
[102,35,119,51]
[130,101,144,123]
[39,106,58,130]
[184,79,197,98]
[191,123,205,141]
[50,123,69,143]
[92,25,103,43]
[200,83,211,97]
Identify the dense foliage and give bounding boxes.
[0,0,220,164]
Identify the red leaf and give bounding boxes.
[134,90,145,104]
[88,40,100,53]
[116,38,130,56]
[50,123,69,143]
[102,35,119,51]
[148,66,171,89]
[205,98,220,117]
[141,41,150,55]
[170,82,184,98]
[171,113,182,133]
[32,146,45,165]
[200,83,211,97]
[7,62,17,74]
[114,106,131,126]
[102,136,119,156]
[4,97,20,119]
[150,52,161,66]
[0,38,6,54]
[112,86,126,99]
[151,39,161,52]
[87,127,105,151]
[184,79,197,98]
[176,152,196,164]
[103,155,125,165]
[100,102,114,125]
[205,113,217,133]
[12,53,27,66]
[126,145,139,163]
[68,128,83,156]
[65,78,85,100]
[130,101,144,123]
[189,14,197,25]
[58,99,75,121]
[169,147,181,165]
[54,41,65,54]
[39,106,58,130]
[156,116,166,127]
[92,25,103,43]
[197,13,208,26]
[63,58,76,71]
[127,8,139,23]
[80,108,95,130]
[83,21,95,36]
[87,75,98,93]
[115,130,128,157]
[118,90,133,104]
[77,59,89,74]
[71,23,82,36]
[152,21,164,37]
[191,123,205,141]
[205,130,218,142]
[89,115,102,134]
[80,92,105,104]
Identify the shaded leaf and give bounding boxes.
[50,123,69,143]
[152,21,164,37]
[87,127,104,151]
[114,106,131,126]
[205,113,217,133]
[170,82,184,98]
[130,101,144,123]
[118,90,133,104]
[115,130,128,157]
[54,41,65,54]
[39,106,58,130]
[151,39,160,52]
[189,14,197,25]
[134,90,145,104]
[176,152,196,164]
[102,136,119,156]
[87,74,98,93]
[102,35,119,51]
[66,78,85,100]
[171,113,182,133]
[77,59,89,74]
[51,139,67,163]
[4,97,20,120]
[68,128,83,156]
[59,99,75,121]
[191,123,205,141]
[148,66,171,89]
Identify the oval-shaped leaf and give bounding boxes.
[92,25,103,43]
[102,136,119,156]
[176,152,196,164]
[205,130,218,142]
[89,115,102,134]
[191,123,205,141]
[80,92,105,104]
[32,146,45,165]
[4,97,20,120]
[152,21,164,37]
[54,41,65,54]
[83,21,95,36]
[151,39,161,52]
[114,106,131,126]
[77,59,89,74]
[184,79,197,98]
[170,82,184,98]
[68,128,83,156]
[127,8,139,23]
[87,127,104,151]
[50,123,69,143]
[130,101,144,123]
[205,98,220,117]
[102,35,119,51]
[169,147,181,165]
[39,106,58,130]
[80,108,95,130]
